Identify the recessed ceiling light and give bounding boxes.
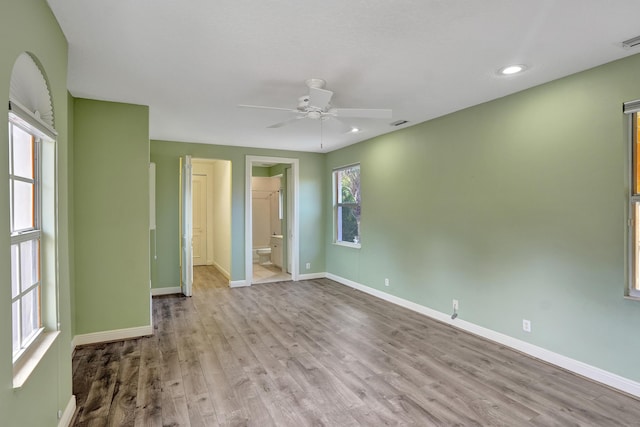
[350,127,360,133]
[498,64,527,76]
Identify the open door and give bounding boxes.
[180,155,193,297]
[286,167,293,274]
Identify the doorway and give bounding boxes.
[245,156,299,285]
[251,174,290,283]
[180,156,232,296]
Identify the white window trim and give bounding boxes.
[8,107,59,388]
[333,163,361,248]
[13,331,59,388]
[624,102,640,299]
[9,122,43,360]
[333,240,362,249]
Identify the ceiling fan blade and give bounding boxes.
[238,104,297,112]
[267,116,305,128]
[331,108,392,119]
[309,87,333,109]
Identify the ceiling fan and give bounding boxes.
[238,78,392,129]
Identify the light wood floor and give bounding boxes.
[252,262,291,284]
[71,266,640,426]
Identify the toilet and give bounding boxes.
[256,247,271,264]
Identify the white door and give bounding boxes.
[180,155,193,297]
[286,167,293,273]
[192,174,207,266]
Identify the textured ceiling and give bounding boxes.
[47,0,640,152]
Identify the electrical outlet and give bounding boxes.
[522,319,531,332]
[305,262,311,270]
[384,278,390,287]
[452,299,459,310]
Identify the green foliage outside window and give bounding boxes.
[336,165,360,243]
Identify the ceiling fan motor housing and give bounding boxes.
[305,78,326,89]
[298,96,310,110]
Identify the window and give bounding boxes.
[9,121,43,360]
[8,53,59,387]
[630,112,640,298]
[333,164,361,245]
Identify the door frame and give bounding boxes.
[245,155,299,284]
[179,155,193,297]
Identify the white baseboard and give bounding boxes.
[230,279,249,288]
[72,325,153,349]
[151,286,181,296]
[326,273,640,398]
[298,272,327,280]
[213,261,231,279]
[58,394,76,427]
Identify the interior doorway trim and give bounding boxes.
[245,155,299,285]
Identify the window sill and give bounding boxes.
[13,330,60,389]
[624,294,640,302]
[333,241,361,249]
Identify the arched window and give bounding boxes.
[8,52,58,387]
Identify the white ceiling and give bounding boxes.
[47,0,640,153]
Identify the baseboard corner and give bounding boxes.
[72,325,153,347]
[151,286,181,296]
[58,394,76,427]
[229,279,249,288]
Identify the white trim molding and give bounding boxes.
[245,155,300,287]
[72,325,153,349]
[326,273,640,398]
[13,331,60,389]
[58,395,76,427]
[298,272,327,281]
[151,286,182,296]
[230,280,250,288]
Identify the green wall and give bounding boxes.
[252,166,269,177]
[73,99,151,334]
[68,92,76,338]
[3,5,640,423]
[326,53,640,382]
[151,140,325,286]
[0,1,74,425]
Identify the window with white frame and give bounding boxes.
[9,120,43,360]
[333,164,361,245]
[628,109,640,298]
[8,53,59,387]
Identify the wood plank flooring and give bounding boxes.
[71,266,640,426]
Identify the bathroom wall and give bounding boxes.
[252,176,281,250]
[270,178,282,236]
